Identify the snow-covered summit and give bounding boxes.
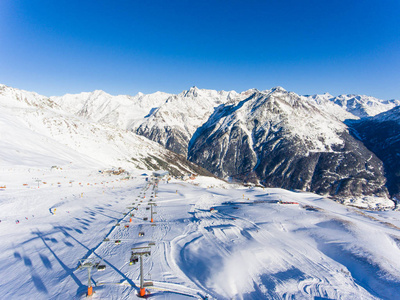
[0,84,59,110]
[51,89,171,130]
[310,93,400,119]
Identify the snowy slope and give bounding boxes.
[0,84,210,176]
[0,108,101,169]
[0,169,399,299]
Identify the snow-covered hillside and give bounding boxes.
[51,89,172,130]
[1,167,399,299]
[0,84,211,177]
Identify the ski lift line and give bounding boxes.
[76,182,151,271]
[76,180,158,289]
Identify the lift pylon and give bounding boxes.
[77,258,106,297]
[131,246,152,297]
[148,202,157,223]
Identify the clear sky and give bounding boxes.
[1,0,399,99]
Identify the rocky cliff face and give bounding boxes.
[188,88,388,198]
[348,106,400,198]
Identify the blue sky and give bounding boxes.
[1,0,399,99]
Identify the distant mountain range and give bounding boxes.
[1,83,399,201]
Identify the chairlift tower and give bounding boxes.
[77,258,106,297]
[131,246,152,297]
[148,202,157,223]
[33,178,41,188]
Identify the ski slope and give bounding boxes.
[1,165,400,299]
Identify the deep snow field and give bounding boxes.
[1,165,400,300]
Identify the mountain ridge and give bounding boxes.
[1,83,399,203]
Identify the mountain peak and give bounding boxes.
[271,86,287,93]
[184,86,200,97]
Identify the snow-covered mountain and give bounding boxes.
[303,93,400,120]
[135,87,243,155]
[0,84,211,177]
[49,85,400,153]
[51,89,172,130]
[51,86,244,156]
[188,87,388,199]
[330,94,400,118]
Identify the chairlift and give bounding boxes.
[130,254,139,265]
[97,264,106,271]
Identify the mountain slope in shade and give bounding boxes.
[348,106,400,198]
[188,88,389,200]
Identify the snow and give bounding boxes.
[1,83,400,299]
[1,167,400,299]
[0,84,210,175]
[306,93,400,120]
[202,89,347,154]
[50,90,172,130]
